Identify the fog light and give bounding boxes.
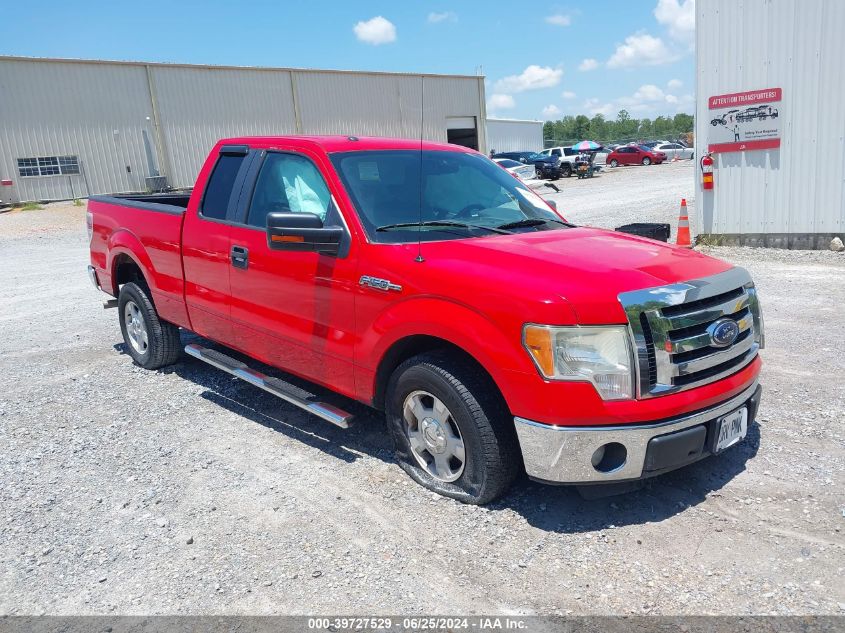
[591,442,627,473]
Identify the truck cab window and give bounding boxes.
[247,153,332,227]
[201,153,246,220]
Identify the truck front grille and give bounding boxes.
[619,268,763,398]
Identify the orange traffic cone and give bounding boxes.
[676,199,692,248]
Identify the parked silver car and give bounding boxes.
[653,142,694,160]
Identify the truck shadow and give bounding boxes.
[113,336,394,467]
[115,335,761,531]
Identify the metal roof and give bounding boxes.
[0,54,484,80]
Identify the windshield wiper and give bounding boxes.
[376,220,512,235]
[496,217,572,230]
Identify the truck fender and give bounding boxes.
[106,230,156,295]
[362,297,534,409]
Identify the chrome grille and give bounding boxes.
[618,268,763,398]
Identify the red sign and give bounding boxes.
[0,180,12,186]
[707,87,782,154]
[708,88,782,110]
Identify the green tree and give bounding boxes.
[673,113,694,133]
[572,114,591,140]
[590,114,608,142]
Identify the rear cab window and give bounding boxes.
[201,151,248,220]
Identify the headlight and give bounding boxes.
[523,325,635,400]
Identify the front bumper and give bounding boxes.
[514,381,761,484]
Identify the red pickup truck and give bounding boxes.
[87,136,763,504]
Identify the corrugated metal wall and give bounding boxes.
[486,119,544,153]
[696,0,845,245]
[0,59,154,201]
[0,57,486,202]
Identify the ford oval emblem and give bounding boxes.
[707,318,740,348]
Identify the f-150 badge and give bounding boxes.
[359,275,402,292]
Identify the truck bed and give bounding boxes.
[88,194,190,328]
[90,192,192,214]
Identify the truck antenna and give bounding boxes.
[415,75,425,263]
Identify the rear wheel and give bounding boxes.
[385,352,520,504]
[642,157,652,165]
[118,282,181,370]
[609,159,618,167]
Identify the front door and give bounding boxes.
[226,148,358,397]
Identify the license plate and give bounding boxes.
[715,407,748,453]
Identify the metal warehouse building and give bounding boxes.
[486,118,544,154]
[695,0,845,248]
[0,56,488,204]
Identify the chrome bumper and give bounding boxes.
[514,380,760,484]
[87,265,100,290]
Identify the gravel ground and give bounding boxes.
[0,184,843,616]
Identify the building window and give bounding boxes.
[17,155,80,177]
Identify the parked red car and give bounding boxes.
[607,145,667,167]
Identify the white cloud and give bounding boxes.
[654,0,695,46]
[542,104,562,118]
[427,11,457,23]
[667,78,683,90]
[545,14,571,26]
[585,86,694,118]
[583,98,615,118]
[353,16,396,45]
[488,93,515,110]
[633,84,665,101]
[578,58,599,72]
[493,65,563,93]
[606,32,673,68]
[562,91,576,99]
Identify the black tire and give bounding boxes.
[609,159,618,168]
[642,157,651,165]
[385,352,520,505]
[118,281,181,370]
[561,164,572,178]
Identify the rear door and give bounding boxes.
[182,145,255,345]
[226,147,358,396]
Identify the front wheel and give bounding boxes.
[385,352,520,504]
[118,282,181,369]
[561,164,572,178]
[642,157,652,165]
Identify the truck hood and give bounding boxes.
[419,226,734,324]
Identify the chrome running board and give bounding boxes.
[184,343,353,429]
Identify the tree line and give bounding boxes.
[543,110,694,146]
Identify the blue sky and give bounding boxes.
[1,0,695,121]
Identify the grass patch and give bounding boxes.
[72,199,84,207]
[21,202,44,211]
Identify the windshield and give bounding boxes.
[496,159,522,168]
[330,150,566,243]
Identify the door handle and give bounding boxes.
[230,245,249,269]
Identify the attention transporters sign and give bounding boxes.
[707,88,782,153]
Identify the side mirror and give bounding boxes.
[266,212,343,256]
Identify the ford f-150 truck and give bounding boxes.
[87,136,763,504]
